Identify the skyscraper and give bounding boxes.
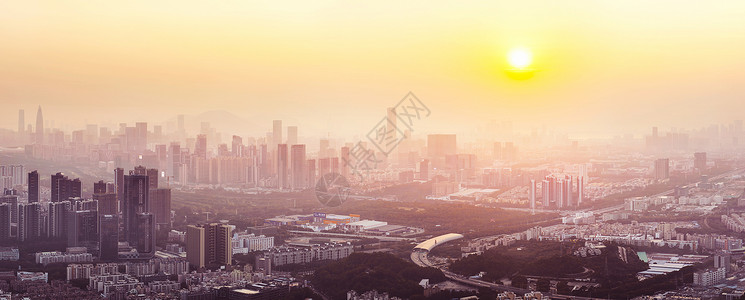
[564,176,573,207]
[577,176,585,206]
[654,158,670,180]
[114,168,125,210]
[307,159,316,188]
[290,144,306,189]
[318,158,330,177]
[427,134,457,168]
[93,192,117,216]
[35,106,43,145]
[319,139,329,159]
[493,142,502,160]
[715,253,731,273]
[28,170,38,203]
[18,202,41,241]
[272,120,282,150]
[68,209,99,249]
[386,107,397,149]
[0,194,18,224]
[195,134,207,159]
[530,179,536,214]
[169,143,181,182]
[186,225,206,268]
[134,212,156,258]
[231,135,243,157]
[287,126,297,146]
[177,114,185,134]
[99,214,119,261]
[122,173,149,248]
[135,122,148,151]
[419,159,429,180]
[542,179,551,208]
[277,144,288,189]
[134,166,159,189]
[544,176,557,209]
[150,188,172,229]
[556,178,565,209]
[48,201,71,238]
[186,223,233,269]
[340,146,350,178]
[18,109,24,134]
[694,152,707,170]
[51,173,82,202]
[0,204,11,241]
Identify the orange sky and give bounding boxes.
[2,1,745,138]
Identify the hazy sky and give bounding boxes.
[2,1,745,138]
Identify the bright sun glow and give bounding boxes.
[507,47,533,69]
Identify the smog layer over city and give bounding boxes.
[2,1,745,300]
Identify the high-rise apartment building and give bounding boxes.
[0,204,11,240]
[195,134,207,159]
[99,214,119,261]
[122,173,149,248]
[577,176,585,206]
[150,188,172,229]
[133,213,156,258]
[186,223,232,269]
[68,209,99,250]
[276,144,288,189]
[654,158,670,180]
[48,201,71,238]
[135,122,148,152]
[287,126,297,146]
[28,170,38,203]
[340,146,350,178]
[35,106,43,145]
[18,202,41,241]
[290,144,306,189]
[18,109,24,134]
[427,134,456,168]
[231,135,243,157]
[272,120,282,150]
[530,180,536,213]
[694,152,707,170]
[307,159,316,188]
[51,173,82,202]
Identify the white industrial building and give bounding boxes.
[343,220,388,232]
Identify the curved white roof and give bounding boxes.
[414,233,464,251]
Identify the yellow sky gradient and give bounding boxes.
[1,1,745,138]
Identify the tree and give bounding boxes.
[556,281,571,295]
[536,279,551,292]
[511,276,528,289]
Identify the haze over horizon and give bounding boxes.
[2,1,745,138]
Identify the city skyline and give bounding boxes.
[3,2,745,299]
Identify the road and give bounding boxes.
[288,230,416,242]
[411,249,609,299]
[407,169,745,299]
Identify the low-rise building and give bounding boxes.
[35,249,93,266]
[17,271,48,282]
[0,247,19,261]
[232,232,274,254]
[66,263,120,281]
[693,268,726,286]
[259,242,353,266]
[89,274,145,299]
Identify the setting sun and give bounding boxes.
[507,47,533,69]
